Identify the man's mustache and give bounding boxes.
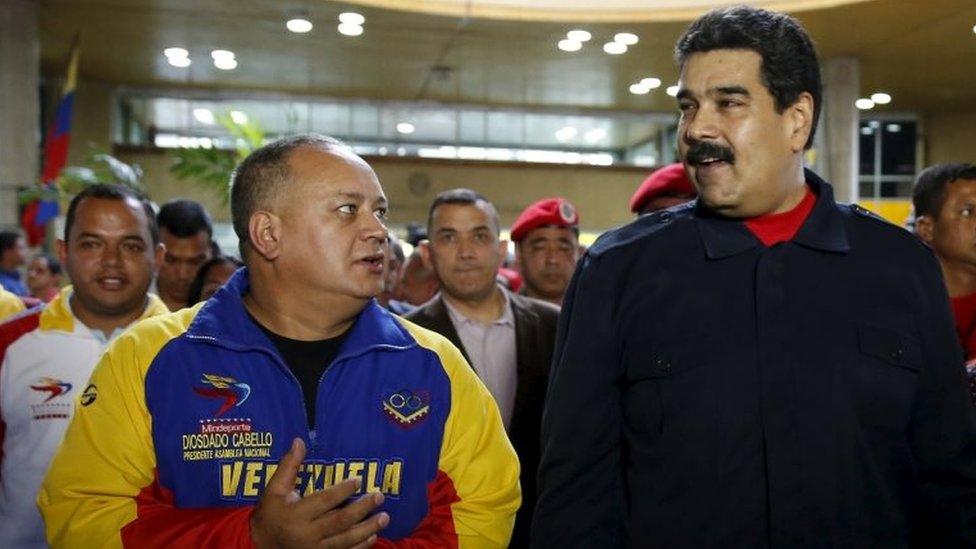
[685,141,735,165]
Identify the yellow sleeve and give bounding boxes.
[0,288,25,320]
[37,310,195,548]
[403,322,522,548]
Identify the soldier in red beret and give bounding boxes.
[510,197,581,306]
[629,162,698,216]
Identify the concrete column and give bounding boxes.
[0,0,39,231]
[820,57,860,203]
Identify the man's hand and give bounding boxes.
[251,438,390,548]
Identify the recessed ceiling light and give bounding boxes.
[640,77,662,89]
[558,39,582,52]
[629,83,649,95]
[972,23,976,34]
[855,98,875,110]
[666,85,679,97]
[870,92,892,104]
[585,128,607,143]
[860,126,874,135]
[168,56,191,68]
[339,12,365,25]
[567,29,592,42]
[286,18,313,33]
[193,108,215,125]
[603,42,627,55]
[396,122,415,134]
[338,23,364,36]
[214,57,238,70]
[230,111,248,124]
[614,32,639,45]
[211,49,235,60]
[886,123,901,133]
[555,126,578,142]
[164,47,189,58]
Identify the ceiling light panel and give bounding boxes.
[287,18,313,33]
[339,12,366,25]
[566,29,591,42]
[614,32,639,45]
[338,23,364,36]
[558,39,582,52]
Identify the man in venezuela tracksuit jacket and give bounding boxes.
[39,134,521,548]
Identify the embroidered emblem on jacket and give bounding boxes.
[382,389,431,428]
[193,374,251,417]
[30,377,73,402]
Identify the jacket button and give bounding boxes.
[890,349,904,360]
[658,211,673,224]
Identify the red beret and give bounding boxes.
[510,197,579,242]
[629,163,696,213]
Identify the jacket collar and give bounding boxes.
[187,268,415,358]
[38,285,168,333]
[695,168,850,260]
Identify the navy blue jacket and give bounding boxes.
[532,171,976,548]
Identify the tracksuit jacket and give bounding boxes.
[39,270,520,548]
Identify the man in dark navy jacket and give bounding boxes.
[532,6,976,548]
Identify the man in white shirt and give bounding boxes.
[404,188,559,547]
[0,184,167,548]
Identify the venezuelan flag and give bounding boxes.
[23,38,79,245]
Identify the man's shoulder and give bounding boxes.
[588,202,696,258]
[394,314,465,365]
[0,306,43,357]
[839,202,931,256]
[401,297,444,325]
[109,304,202,365]
[509,292,560,322]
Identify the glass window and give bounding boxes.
[858,117,917,200]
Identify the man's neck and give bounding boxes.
[244,281,363,341]
[941,261,976,298]
[160,293,185,312]
[522,286,562,307]
[70,295,147,339]
[443,286,506,324]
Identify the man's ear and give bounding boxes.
[498,239,510,263]
[153,243,165,274]
[417,240,433,271]
[247,211,283,261]
[914,214,935,244]
[787,91,815,153]
[512,242,523,272]
[56,239,68,266]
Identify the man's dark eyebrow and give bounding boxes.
[714,86,750,96]
[676,89,692,101]
[335,191,366,201]
[76,232,147,244]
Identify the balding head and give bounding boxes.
[230,133,357,259]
